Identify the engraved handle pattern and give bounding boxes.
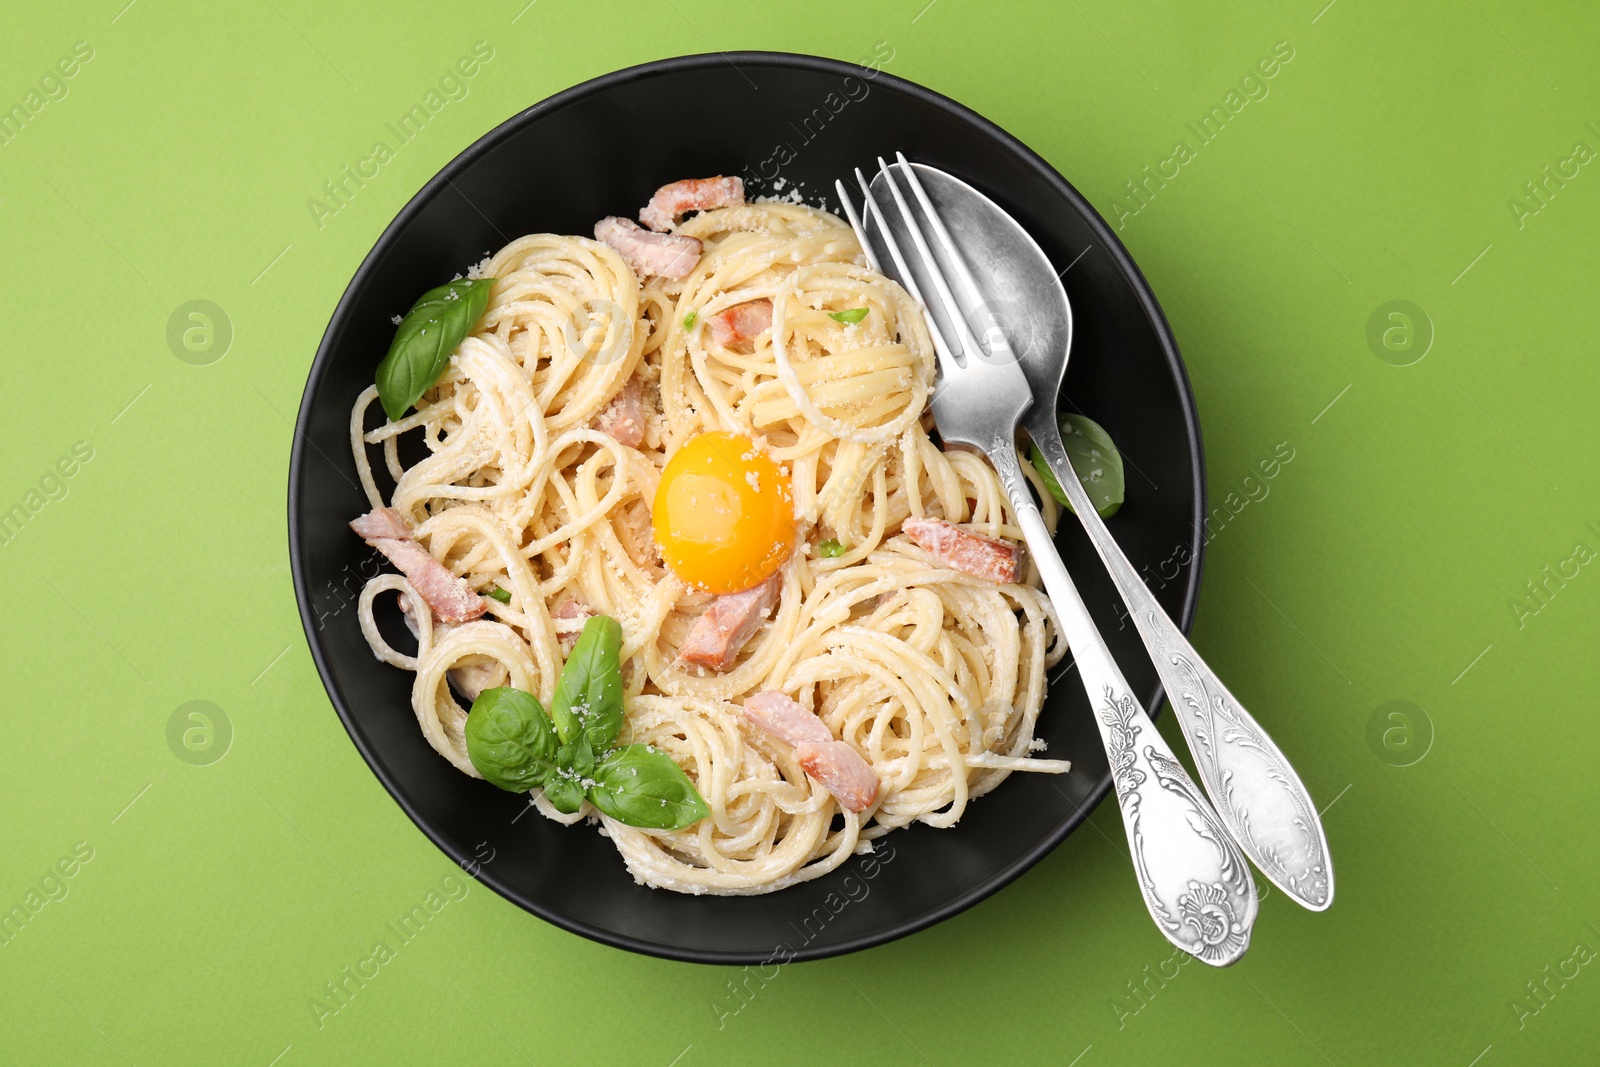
[1030,422,1334,911]
[1094,681,1258,964]
[993,441,1258,965]
[1146,622,1331,907]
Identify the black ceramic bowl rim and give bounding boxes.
[289,50,1206,963]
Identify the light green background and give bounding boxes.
[3,0,1596,1063]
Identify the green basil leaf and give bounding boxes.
[1061,413,1125,518]
[557,736,595,778]
[817,539,846,558]
[542,772,586,814]
[549,616,625,751]
[375,277,494,422]
[828,307,869,324]
[587,745,710,831]
[683,311,697,330]
[464,687,556,792]
[485,586,512,604]
[1029,413,1125,518]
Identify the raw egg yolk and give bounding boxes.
[653,432,795,594]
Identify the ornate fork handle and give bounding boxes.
[992,442,1258,965]
[1030,424,1333,911]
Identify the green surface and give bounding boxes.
[3,1,1597,1063]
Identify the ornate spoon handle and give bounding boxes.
[992,442,1258,965]
[1030,421,1334,911]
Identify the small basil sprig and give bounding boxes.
[1030,412,1125,518]
[375,277,494,422]
[828,307,869,324]
[463,616,709,831]
[816,539,846,558]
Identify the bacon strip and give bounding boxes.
[350,508,486,623]
[639,176,745,232]
[552,597,594,656]
[350,507,411,541]
[707,299,773,348]
[901,517,1024,584]
[594,374,645,447]
[595,217,702,280]
[795,741,880,813]
[678,575,780,672]
[743,691,880,812]
[743,691,833,746]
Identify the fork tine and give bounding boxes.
[833,179,883,274]
[874,157,986,362]
[895,152,1015,362]
[853,167,923,310]
[850,165,959,372]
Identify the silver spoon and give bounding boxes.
[872,160,1333,912]
[843,158,1258,965]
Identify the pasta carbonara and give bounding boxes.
[348,177,1070,894]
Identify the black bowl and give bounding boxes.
[290,51,1205,964]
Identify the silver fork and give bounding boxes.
[838,157,1258,965]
